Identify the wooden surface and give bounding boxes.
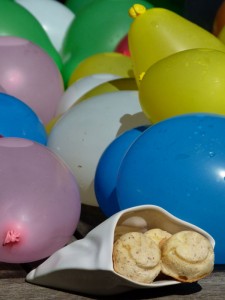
[0,205,224,300]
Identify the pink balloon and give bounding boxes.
[0,138,80,263]
[0,36,64,124]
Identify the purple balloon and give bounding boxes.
[0,138,80,263]
[0,36,64,124]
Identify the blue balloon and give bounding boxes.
[116,113,225,264]
[0,93,47,145]
[95,125,149,217]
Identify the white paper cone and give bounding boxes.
[26,205,215,296]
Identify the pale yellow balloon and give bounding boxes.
[128,6,225,85]
[78,78,138,103]
[68,52,134,86]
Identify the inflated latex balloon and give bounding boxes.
[68,52,134,86]
[148,0,184,14]
[116,113,225,264]
[0,137,80,263]
[0,0,62,70]
[95,126,149,217]
[0,93,47,145]
[78,78,138,103]
[15,0,75,53]
[48,91,150,206]
[139,48,225,123]
[65,0,94,14]
[0,36,64,125]
[56,74,121,117]
[61,0,152,85]
[128,5,225,85]
[115,35,130,56]
[213,1,225,36]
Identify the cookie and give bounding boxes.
[114,225,147,242]
[144,228,172,248]
[112,232,161,284]
[161,230,214,282]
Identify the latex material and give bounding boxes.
[15,0,75,53]
[139,48,225,123]
[0,137,80,263]
[61,0,152,85]
[116,113,225,263]
[95,126,149,217]
[68,52,134,86]
[128,7,225,85]
[26,205,214,295]
[56,74,120,117]
[78,78,138,103]
[48,91,150,206]
[115,35,130,56]
[0,93,47,145]
[213,1,225,36]
[0,36,64,125]
[0,0,62,70]
[65,0,94,14]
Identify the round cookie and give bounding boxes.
[161,230,214,282]
[144,228,172,247]
[112,232,161,284]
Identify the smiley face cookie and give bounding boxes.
[161,230,214,282]
[112,232,161,283]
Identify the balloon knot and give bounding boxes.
[129,4,146,19]
[3,230,20,246]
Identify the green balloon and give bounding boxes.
[147,0,185,15]
[61,0,153,85]
[0,0,62,70]
[65,0,95,15]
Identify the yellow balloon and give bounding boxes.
[139,48,225,123]
[68,52,134,86]
[128,5,225,85]
[45,116,60,134]
[78,78,138,102]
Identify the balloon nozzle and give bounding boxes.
[3,230,20,246]
[129,4,146,19]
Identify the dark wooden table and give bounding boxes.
[0,205,224,300]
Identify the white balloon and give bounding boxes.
[15,0,75,53]
[47,91,150,206]
[56,73,121,116]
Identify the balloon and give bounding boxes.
[128,5,225,85]
[213,0,225,35]
[78,78,138,103]
[68,52,134,86]
[56,74,121,117]
[116,113,225,263]
[15,0,75,53]
[61,0,152,85]
[95,125,149,217]
[148,0,185,15]
[0,36,64,125]
[115,35,130,56]
[0,93,47,145]
[139,48,225,124]
[0,0,62,70]
[65,0,94,14]
[47,91,150,206]
[0,137,80,263]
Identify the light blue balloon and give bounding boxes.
[95,125,149,217]
[0,93,47,145]
[116,113,225,263]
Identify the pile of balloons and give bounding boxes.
[1,0,225,265]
